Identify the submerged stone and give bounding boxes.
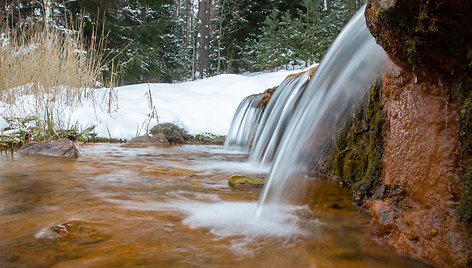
[34,220,109,245]
[18,139,79,158]
[227,175,264,189]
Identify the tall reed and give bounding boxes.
[0,15,112,119]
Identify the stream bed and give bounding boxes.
[0,144,429,267]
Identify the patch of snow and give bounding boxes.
[1,68,315,140]
[76,71,299,139]
[0,116,9,131]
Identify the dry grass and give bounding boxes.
[0,15,118,143]
[0,17,112,114]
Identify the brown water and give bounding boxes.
[0,143,429,267]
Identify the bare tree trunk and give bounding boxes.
[191,0,196,80]
[216,0,226,74]
[196,0,211,79]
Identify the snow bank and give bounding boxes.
[70,70,302,139]
[0,69,311,140]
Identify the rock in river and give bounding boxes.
[18,139,79,158]
[228,175,265,189]
[123,133,170,147]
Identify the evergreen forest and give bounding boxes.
[1,0,365,85]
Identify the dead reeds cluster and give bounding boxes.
[0,17,111,113]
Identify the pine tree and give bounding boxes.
[2,0,367,82]
[65,0,190,84]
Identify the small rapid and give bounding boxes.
[249,68,317,167]
[224,94,266,151]
[256,7,387,214]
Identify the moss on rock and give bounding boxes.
[365,0,472,84]
[327,81,384,204]
[228,175,264,189]
[457,167,472,234]
[193,134,226,145]
[453,80,472,234]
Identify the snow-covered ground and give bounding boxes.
[1,69,306,140]
[0,116,9,131]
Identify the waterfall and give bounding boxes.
[249,68,317,167]
[255,7,387,216]
[224,94,266,151]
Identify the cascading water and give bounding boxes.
[224,94,266,151]
[249,67,317,167]
[256,7,387,216]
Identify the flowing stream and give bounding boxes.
[225,95,266,151]
[249,70,313,166]
[0,6,431,268]
[0,144,428,267]
[256,7,387,214]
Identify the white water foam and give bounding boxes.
[178,201,309,238]
[104,197,313,239]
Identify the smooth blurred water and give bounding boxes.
[0,144,428,267]
[249,71,313,167]
[224,95,265,151]
[257,7,387,215]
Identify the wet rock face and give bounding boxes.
[382,64,462,208]
[375,63,471,267]
[368,195,468,266]
[365,0,472,84]
[322,80,384,205]
[363,2,472,265]
[18,139,79,158]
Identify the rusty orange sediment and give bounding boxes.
[285,65,318,80]
[254,66,319,108]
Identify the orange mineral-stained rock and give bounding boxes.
[367,61,471,267]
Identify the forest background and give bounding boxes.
[1,0,364,85]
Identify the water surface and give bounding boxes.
[0,144,428,267]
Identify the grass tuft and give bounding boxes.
[0,12,116,146]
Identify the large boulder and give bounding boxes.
[18,139,79,158]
